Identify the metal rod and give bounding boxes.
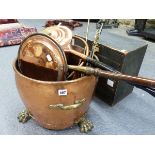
[85,19,90,42]
[84,19,90,55]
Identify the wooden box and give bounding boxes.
[75,32,148,106]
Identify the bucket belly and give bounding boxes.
[15,73,97,130]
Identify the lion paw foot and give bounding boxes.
[17,110,31,123]
[75,115,94,133]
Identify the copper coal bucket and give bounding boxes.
[13,31,97,132]
[13,60,97,131]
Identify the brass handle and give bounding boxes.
[49,98,85,110]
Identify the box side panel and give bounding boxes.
[114,45,147,104]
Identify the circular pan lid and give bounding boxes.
[41,25,72,49]
[18,33,68,81]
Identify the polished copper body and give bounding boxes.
[13,59,97,130]
[14,27,97,130]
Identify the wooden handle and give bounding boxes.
[68,65,155,88]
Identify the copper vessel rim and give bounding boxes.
[13,58,94,84]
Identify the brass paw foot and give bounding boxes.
[17,110,32,123]
[75,115,94,133]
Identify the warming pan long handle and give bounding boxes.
[68,65,155,97]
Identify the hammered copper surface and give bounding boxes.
[13,59,97,130]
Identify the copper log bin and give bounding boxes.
[13,59,97,130]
